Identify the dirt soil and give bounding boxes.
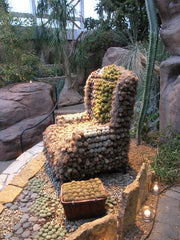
[128,138,157,172]
[127,139,158,240]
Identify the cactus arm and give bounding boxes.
[136,0,158,145]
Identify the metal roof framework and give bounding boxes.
[8,0,85,39]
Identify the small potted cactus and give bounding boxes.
[60,178,107,220]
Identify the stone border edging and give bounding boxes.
[0,152,46,213]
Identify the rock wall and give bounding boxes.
[0,82,54,161]
[159,57,180,132]
[155,0,180,133]
[155,0,180,56]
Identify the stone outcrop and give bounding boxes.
[68,214,117,240]
[155,0,180,133]
[159,57,180,132]
[0,82,54,161]
[102,47,131,68]
[118,163,152,234]
[102,47,160,75]
[155,0,180,56]
[122,180,140,232]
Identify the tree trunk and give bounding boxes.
[58,52,83,107]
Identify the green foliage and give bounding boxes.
[93,65,120,123]
[84,17,100,30]
[95,0,149,41]
[75,29,123,71]
[37,0,76,78]
[156,38,169,64]
[38,64,64,77]
[0,8,39,87]
[152,129,180,184]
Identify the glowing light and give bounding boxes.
[144,209,151,218]
[153,182,159,195]
[143,206,152,222]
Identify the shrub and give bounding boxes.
[152,129,180,184]
[38,64,64,77]
[0,8,39,87]
[0,53,39,86]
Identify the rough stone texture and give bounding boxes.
[136,163,149,212]
[68,214,117,240]
[0,82,53,161]
[119,163,153,234]
[155,0,180,134]
[122,180,140,232]
[10,152,45,188]
[58,81,83,107]
[0,185,22,204]
[155,0,180,56]
[159,57,180,133]
[102,47,131,68]
[102,47,160,75]
[0,203,5,214]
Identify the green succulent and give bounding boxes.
[25,177,47,193]
[92,64,121,123]
[62,178,106,202]
[35,221,67,240]
[29,194,60,218]
[101,64,121,82]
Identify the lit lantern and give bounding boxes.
[143,206,152,222]
[153,182,159,195]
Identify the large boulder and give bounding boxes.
[0,82,54,161]
[102,47,159,75]
[155,0,180,56]
[160,57,180,133]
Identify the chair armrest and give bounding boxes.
[56,111,90,125]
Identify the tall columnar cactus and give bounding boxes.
[136,0,158,144]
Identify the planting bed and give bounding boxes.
[0,139,156,240]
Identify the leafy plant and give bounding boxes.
[0,6,39,87]
[152,129,180,184]
[75,29,124,73]
[36,0,83,104]
[38,64,64,77]
[95,0,150,41]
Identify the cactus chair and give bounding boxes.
[43,65,138,182]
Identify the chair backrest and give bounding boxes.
[84,65,138,128]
